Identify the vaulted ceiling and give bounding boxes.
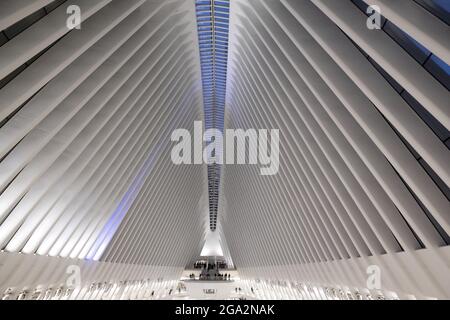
[0,0,449,300]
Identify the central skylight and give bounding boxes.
[195,0,230,231]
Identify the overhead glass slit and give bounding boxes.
[195,0,230,231]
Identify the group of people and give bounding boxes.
[194,260,228,269]
[196,263,232,281]
[193,261,207,269]
[199,272,231,281]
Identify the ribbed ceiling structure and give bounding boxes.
[0,0,449,300]
[221,0,449,300]
[0,0,208,299]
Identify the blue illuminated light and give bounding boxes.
[86,143,164,261]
